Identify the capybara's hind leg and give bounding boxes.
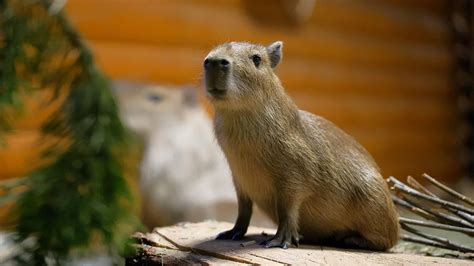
[344,228,397,251]
[342,235,384,251]
[322,230,389,251]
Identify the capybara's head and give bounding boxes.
[204,41,283,110]
[113,81,198,135]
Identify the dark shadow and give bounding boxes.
[190,233,384,252]
[181,233,386,264]
[182,233,472,264]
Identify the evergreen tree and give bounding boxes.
[1,0,138,264]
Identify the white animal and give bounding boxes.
[113,81,236,229]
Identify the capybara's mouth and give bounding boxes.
[207,88,227,99]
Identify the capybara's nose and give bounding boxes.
[204,57,230,71]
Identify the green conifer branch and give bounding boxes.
[0,0,27,137]
[1,0,139,264]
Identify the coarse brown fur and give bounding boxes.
[204,41,399,250]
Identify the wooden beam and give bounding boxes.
[132,221,473,265]
[64,0,453,71]
[88,41,453,101]
[310,0,450,44]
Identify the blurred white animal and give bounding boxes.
[113,81,236,229]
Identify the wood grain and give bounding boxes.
[141,221,472,265]
[1,0,460,184]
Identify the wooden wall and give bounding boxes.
[0,0,461,184]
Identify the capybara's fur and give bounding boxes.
[204,41,399,250]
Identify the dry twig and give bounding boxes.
[401,224,474,253]
[452,211,474,224]
[422,173,474,207]
[407,176,436,197]
[392,196,440,222]
[405,176,474,224]
[390,174,474,253]
[388,176,473,215]
[400,235,470,253]
[402,196,473,228]
[399,217,474,236]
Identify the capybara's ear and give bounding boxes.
[266,41,283,68]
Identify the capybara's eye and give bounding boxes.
[147,93,162,103]
[251,54,261,67]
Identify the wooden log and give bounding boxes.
[129,221,473,265]
[65,0,451,45]
[0,127,460,181]
[242,0,317,25]
[294,95,456,129]
[64,0,453,72]
[382,0,448,15]
[309,0,450,45]
[89,41,453,101]
[126,245,247,265]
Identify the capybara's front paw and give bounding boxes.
[216,228,246,241]
[261,228,299,249]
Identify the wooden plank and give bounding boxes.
[377,157,461,182]
[148,221,472,265]
[0,126,459,182]
[309,0,450,45]
[89,41,452,101]
[128,244,247,265]
[374,150,460,170]
[65,1,452,72]
[133,231,179,250]
[280,59,452,99]
[245,0,451,45]
[2,88,459,175]
[207,97,460,178]
[90,42,202,84]
[66,0,451,45]
[90,42,457,129]
[382,0,448,15]
[353,129,457,153]
[2,91,459,181]
[66,0,449,16]
[157,221,281,264]
[296,95,457,130]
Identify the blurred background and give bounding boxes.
[68,0,466,181]
[0,0,473,231]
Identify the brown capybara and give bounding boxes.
[203,41,399,250]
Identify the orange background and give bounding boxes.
[0,0,461,225]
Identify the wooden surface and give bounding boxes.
[0,0,461,225]
[130,221,471,265]
[0,0,460,182]
[63,0,461,181]
[0,5,468,266]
